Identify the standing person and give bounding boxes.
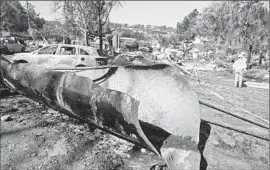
[233,52,247,87]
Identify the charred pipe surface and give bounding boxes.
[1,59,201,170]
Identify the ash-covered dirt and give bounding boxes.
[1,70,269,170]
[0,96,164,170]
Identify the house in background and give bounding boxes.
[1,30,10,37]
[119,37,138,52]
[90,37,109,50]
[192,37,214,59]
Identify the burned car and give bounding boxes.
[1,37,26,54]
[5,44,107,67]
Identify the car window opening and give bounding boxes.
[60,47,76,55]
[80,49,89,55]
[38,45,58,54]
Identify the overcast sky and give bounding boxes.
[20,1,213,28]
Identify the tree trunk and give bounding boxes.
[183,42,187,60]
[85,32,88,46]
[99,18,103,53]
[41,34,50,44]
[259,52,263,66]
[99,30,103,52]
[247,44,253,69]
[184,49,188,60]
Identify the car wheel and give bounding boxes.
[0,47,8,55]
[21,47,26,52]
[14,60,28,64]
[4,47,9,54]
[75,64,86,67]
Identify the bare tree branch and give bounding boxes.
[101,2,116,26]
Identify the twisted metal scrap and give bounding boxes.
[1,58,201,170]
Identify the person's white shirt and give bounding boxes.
[233,57,247,72]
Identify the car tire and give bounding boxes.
[14,60,28,64]
[75,64,86,67]
[0,47,8,55]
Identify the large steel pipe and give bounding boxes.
[0,58,201,170]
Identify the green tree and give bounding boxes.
[122,39,139,52]
[193,1,268,67]
[120,30,132,38]
[158,36,170,48]
[25,2,45,31]
[176,9,199,58]
[24,2,46,39]
[230,1,268,67]
[0,1,45,36]
[194,2,234,58]
[38,21,68,43]
[176,9,199,42]
[1,1,28,32]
